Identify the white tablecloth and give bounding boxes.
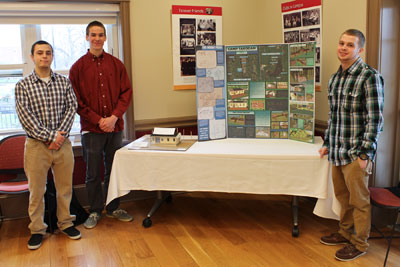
[107,136,340,220]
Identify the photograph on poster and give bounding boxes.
[290,92,306,101]
[271,121,280,130]
[228,114,245,126]
[180,56,196,76]
[227,83,249,99]
[226,46,259,81]
[226,57,259,81]
[197,19,216,31]
[250,99,265,110]
[280,121,289,129]
[228,99,249,111]
[266,90,277,98]
[256,127,270,138]
[302,8,320,26]
[290,103,314,114]
[290,68,314,83]
[290,43,314,60]
[277,82,288,89]
[180,38,195,55]
[284,31,300,43]
[271,111,288,122]
[197,32,216,45]
[300,28,320,44]
[181,19,196,36]
[306,92,314,102]
[283,12,301,29]
[289,128,313,142]
[259,44,288,81]
[266,82,277,89]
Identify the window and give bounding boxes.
[0,2,121,135]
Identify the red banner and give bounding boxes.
[281,0,321,13]
[172,5,222,16]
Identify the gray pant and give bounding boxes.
[81,132,122,214]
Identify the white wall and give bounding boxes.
[129,0,368,122]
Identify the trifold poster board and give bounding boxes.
[196,46,227,141]
[171,5,223,90]
[196,42,316,143]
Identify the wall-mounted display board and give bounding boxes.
[196,42,315,143]
[172,5,223,90]
[195,45,226,141]
[281,0,322,91]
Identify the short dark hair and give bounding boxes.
[342,29,365,48]
[31,40,53,55]
[86,20,106,36]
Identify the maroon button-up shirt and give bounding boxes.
[69,51,132,133]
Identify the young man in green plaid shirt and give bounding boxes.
[318,29,384,261]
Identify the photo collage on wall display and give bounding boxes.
[225,44,290,139]
[179,18,217,77]
[196,46,226,141]
[282,0,322,91]
[289,42,315,143]
[172,5,223,90]
[180,18,197,76]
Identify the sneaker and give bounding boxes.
[61,226,81,240]
[84,212,101,229]
[320,233,350,246]
[28,234,43,250]
[335,244,366,261]
[106,209,133,222]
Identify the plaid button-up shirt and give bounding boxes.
[323,57,384,166]
[15,70,77,143]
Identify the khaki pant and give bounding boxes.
[332,160,372,252]
[24,138,75,235]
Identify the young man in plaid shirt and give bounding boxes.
[15,40,80,250]
[319,29,384,261]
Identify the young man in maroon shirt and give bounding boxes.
[69,21,133,229]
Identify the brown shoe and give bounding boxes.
[320,233,350,245]
[335,244,366,261]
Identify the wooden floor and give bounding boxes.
[1,192,399,267]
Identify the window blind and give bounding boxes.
[0,2,119,24]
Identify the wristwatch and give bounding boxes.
[359,153,369,160]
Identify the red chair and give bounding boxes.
[0,134,29,228]
[369,186,400,267]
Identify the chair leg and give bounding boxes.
[0,203,3,230]
[383,209,399,267]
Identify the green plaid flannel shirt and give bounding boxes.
[323,57,384,166]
